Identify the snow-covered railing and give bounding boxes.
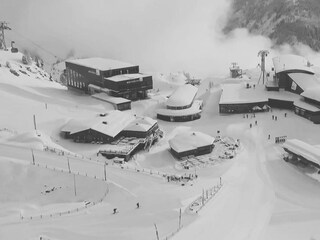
[188,180,223,214]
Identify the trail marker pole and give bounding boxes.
[104,162,107,181]
[67,158,71,173]
[178,208,182,229]
[73,174,77,196]
[31,149,35,165]
[33,114,37,130]
[154,223,160,240]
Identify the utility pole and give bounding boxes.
[258,50,269,85]
[0,21,11,50]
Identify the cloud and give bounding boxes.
[2,0,320,77]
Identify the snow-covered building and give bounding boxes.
[169,131,215,159]
[157,84,202,122]
[60,110,160,144]
[283,139,320,169]
[65,58,153,100]
[91,92,131,111]
[269,54,315,94]
[219,83,268,114]
[268,54,320,123]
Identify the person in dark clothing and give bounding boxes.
[113,208,118,214]
[136,202,140,209]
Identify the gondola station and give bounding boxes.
[157,84,202,122]
[169,131,215,159]
[60,110,163,161]
[219,54,320,123]
[65,57,153,101]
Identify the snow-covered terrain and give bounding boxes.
[1,50,320,240]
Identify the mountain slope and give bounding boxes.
[224,0,320,51]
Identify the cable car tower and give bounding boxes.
[258,50,269,85]
[0,21,11,50]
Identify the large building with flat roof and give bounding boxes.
[65,58,153,100]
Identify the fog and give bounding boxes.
[2,0,320,77]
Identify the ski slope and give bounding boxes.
[1,50,320,240]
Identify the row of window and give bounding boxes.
[68,79,86,89]
[103,67,139,78]
[67,68,87,89]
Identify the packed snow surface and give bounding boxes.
[66,57,137,71]
[301,87,320,103]
[105,73,151,82]
[272,54,314,74]
[287,73,320,92]
[166,84,198,107]
[169,131,214,153]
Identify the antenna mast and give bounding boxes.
[258,50,269,85]
[0,21,11,50]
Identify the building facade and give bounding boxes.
[65,58,152,100]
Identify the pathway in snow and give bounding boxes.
[173,127,276,240]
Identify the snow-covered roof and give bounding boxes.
[272,55,314,74]
[124,117,157,132]
[66,58,137,71]
[283,139,320,166]
[301,87,320,103]
[219,83,268,104]
[157,100,202,117]
[288,73,320,92]
[92,92,131,105]
[105,73,151,82]
[294,99,320,112]
[61,110,135,138]
[169,131,214,153]
[166,84,198,108]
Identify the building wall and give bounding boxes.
[121,123,159,138]
[277,72,305,95]
[268,98,294,109]
[294,106,320,124]
[116,102,131,111]
[170,144,214,159]
[66,62,103,92]
[69,129,114,143]
[157,113,201,122]
[65,62,140,93]
[219,101,267,114]
[102,66,139,78]
[304,97,320,107]
[103,76,153,92]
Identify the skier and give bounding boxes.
[136,202,140,209]
[250,123,252,128]
[255,120,257,125]
[113,208,118,214]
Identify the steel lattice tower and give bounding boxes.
[0,22,11,50]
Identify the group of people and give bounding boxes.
[113,202,140,214]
